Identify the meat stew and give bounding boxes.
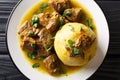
[18,0,97,76]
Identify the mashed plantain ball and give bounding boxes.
[54,23,96,66]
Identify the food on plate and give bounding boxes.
[18,0,97,76]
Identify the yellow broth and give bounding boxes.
[18,0,97,76]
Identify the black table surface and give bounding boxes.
[0,0,120,80]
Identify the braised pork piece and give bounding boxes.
[18,0,96,75]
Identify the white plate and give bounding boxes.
[6,0,109,80]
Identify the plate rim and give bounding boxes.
[5,0,29,79]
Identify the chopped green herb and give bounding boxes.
[31,15,39,27]
[89,25,94,30]
[59,69,66,74]
[31,52,37,60]
[63,10,72,16]
[40,3,48,9]
[45,45,52,51]
[32,15,39,23]
[33,23,39,28]
[31,21,34,26]
[40,3,48,13]
[80,13,86,19]
[38,56,46,60]
[27,52,37,60]
[60,16,65,26]
[59,16,65,29]
[31,55,36,60]
[28,30,34,36]
[27,52,32,58]
[68,40,75,48]
[31,43,35,49]
[86,18,94,30]
[72,49,81,55]
[86,18,92,26]
[32,63,40,68]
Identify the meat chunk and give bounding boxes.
[46,12,60,33]
[36,43,52,57]
[75,34,96,50]
[18,21,31,34]
[32,28,41,36]
[63,8,82,22]
[37,12,51,27]
[18,21,32,38]
[37,12,60,33]
[49,0,71,13]
[38,12,68,30]
[37,28,54,57]
[18,20,41,38]
[21,37,36,53]
[43,54,61,74]
[38,28,53,45]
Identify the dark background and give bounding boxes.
[0,0,120,80]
